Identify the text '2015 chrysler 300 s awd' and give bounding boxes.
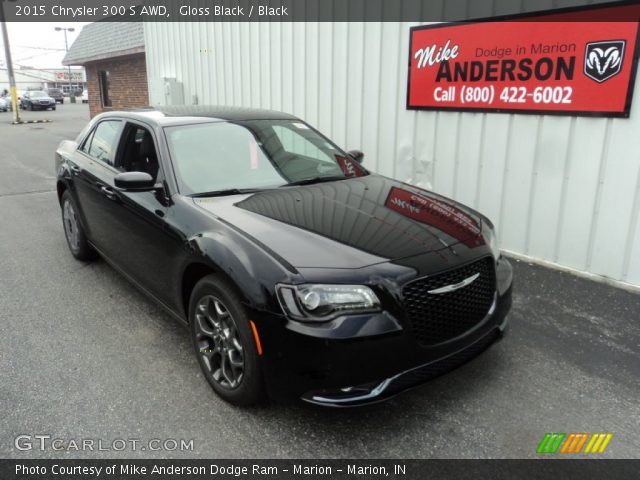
[55,106,513,407]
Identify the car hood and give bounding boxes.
[193,174,486,269]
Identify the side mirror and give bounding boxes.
[348,150,364,164]
[114,171,156,190]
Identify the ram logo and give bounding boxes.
[584,40,625,83]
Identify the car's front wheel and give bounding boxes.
[190,275,265,406]
[60,190,96,261]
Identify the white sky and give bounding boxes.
[1,22,91,69]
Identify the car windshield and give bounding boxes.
[30,91,46,98]
[165,119,367,195]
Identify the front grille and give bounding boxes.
[402,257,496,346]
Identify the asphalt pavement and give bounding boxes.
[1,103,639,459]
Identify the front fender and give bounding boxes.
[183,229,305,313]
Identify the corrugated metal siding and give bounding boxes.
[144,12,640,287]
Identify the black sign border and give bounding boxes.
[406,3,640,118]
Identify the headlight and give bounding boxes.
[276,284,381,322]
[487,228,500,259]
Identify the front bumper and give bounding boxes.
[304,326,503,406]
[254,257,513,406]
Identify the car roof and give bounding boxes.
[99,105,300,126]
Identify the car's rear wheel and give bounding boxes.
[60,190,96,261]
[190,275,265,406]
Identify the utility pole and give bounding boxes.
[0,0,20,123]
[55,27,76,103]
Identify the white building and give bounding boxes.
[143,5,640,288]
[0,66,86,93]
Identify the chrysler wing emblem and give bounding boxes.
[428,272,480,294]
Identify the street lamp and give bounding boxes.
[55,26,76,103]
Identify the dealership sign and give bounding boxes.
[407,9,640,116]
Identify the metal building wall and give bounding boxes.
[143,7,640,287]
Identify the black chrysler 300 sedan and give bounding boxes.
[55,106,513,407]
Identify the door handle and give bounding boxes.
[101,186,117,201]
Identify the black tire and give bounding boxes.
[190,275,265,406]
[52,106,56,111]
[60,190,96,261]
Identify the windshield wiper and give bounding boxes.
[283,175,348,187]
[190,188,259,198]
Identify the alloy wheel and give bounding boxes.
[62,199,80,251]
[194,295,245,389]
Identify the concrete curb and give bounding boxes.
[10,120,52,125]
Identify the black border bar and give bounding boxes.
[2,459,640,480]
[0,0,639,22]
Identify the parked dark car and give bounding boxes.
[47,88,64,104]
[21,91,56,111]
[55,106,513,407]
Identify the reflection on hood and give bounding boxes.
[236,175,484,261]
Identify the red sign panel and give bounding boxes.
[335,154,364,178]
[385,187,483,248]
[407,7,640,117]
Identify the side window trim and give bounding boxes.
[79,127,96,154]
[160,126,180,195]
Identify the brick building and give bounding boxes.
[63,22,148,117]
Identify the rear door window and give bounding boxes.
[86,120,123,166]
